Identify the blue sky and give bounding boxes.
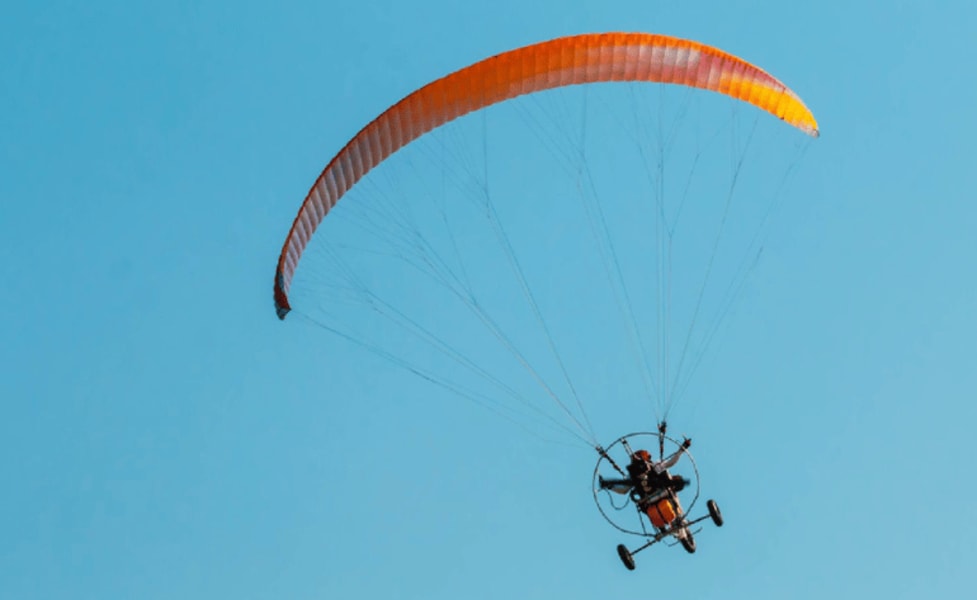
[3,1,976,598]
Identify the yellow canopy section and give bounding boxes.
[275,32,819,318]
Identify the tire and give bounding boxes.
[707,499,724,527]
[680,530,696,554]
[616,544,636,571]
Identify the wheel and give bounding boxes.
[707,499,723,527]
[616,544,636,570]
[680,530,696,554]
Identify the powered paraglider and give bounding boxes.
[273,31,818,561]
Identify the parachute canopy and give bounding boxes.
[273,32,819,319]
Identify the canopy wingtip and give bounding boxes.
[274,268,291,320]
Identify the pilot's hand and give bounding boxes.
[682,437,692,449]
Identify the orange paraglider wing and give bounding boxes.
[274,32,818,318]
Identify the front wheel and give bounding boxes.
[707,499,723,527]
[616,544,636,570]
[680,530,696,554]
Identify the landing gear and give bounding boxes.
[609,505,726,568]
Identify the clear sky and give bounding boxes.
[3,1,976,599]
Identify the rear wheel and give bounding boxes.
[680,530,696,554]
[616,544,636,570]
[707,499,723,527]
